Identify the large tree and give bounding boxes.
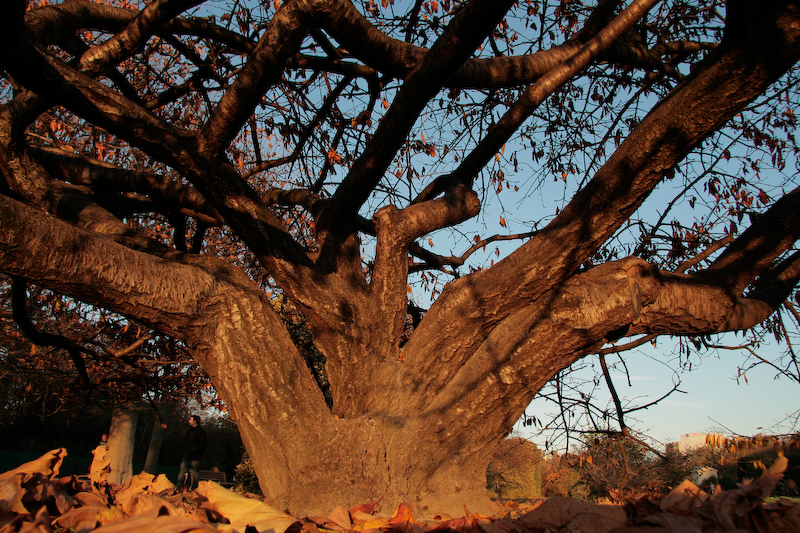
[1,0,799,517]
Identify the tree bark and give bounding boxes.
[143,415,167,475]
[106,407,138,486]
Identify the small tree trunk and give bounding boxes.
[107,407,138,485]
[142,415,167,474]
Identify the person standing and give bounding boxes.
[176,415,207,489]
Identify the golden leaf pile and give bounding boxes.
[0,450,798,532]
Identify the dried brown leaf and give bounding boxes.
[610,512,705,532]
[0,474,27,514]
[659,479,708,512]
[0,449,67,481]
[389,503,414,524]
[51,505,106,532]
[39,479,77,514]
[91,506,215,533]
[763,498,800,531]
[350,501,379,517]
[90,445,111,486]
[390,520,427,533]
[73,491,108,507]
[698,455,789,530]
[16,506,52,533]
[114,473,176,516]
[328,505,352,529]
[519,497,625,533]
[195,480,299,533]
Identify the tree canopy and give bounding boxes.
[1,0,799,516]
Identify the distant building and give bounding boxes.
[678,432,724,453]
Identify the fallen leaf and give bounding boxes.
[90,445,111,486]
[659,479,708,512]
[350,501,379,516]
[698,455,788,530]
[611,512,705,532]
[0,449,67,480]
[73,491,109,507]
[389,503,414,524]
[195,480,299,533]
[16,506,52,533]
[0,473,27,514]
[52,505,106,532]
[519,497,625,533]
[327,506,352,530]
[114,473,175,516]
[91,506,214,533]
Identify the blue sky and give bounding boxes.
[513,336,800,451]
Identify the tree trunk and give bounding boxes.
[106,407,138,485]
[143,414,167,475]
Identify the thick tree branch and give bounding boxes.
[195,0,315,156]
[424,0,800,336]
[708,187,800,291]
[318,0,515,239]
[2,14,312,273]
[78,0,205,73]
[0,27,192,163]
[29,146,222,223]
[0,194,218,337]
[724,250,800,331]
[368,186,481,359]
[11,276,93,388]
[413,0,659,203]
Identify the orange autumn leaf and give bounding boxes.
[389,503,414,524]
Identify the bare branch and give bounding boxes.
[79,0,205,73]
[414,0,660,203]
[29,146,222,223]
[11,276,93,388]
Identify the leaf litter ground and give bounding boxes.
[0,448,798,532]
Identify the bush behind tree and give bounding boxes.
[488,438,543,500]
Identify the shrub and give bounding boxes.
[488,438,543,499]
[234,453,262,495]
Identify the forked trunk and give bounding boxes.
[185,288,509,517]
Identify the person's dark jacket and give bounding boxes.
[183,425,207,461]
